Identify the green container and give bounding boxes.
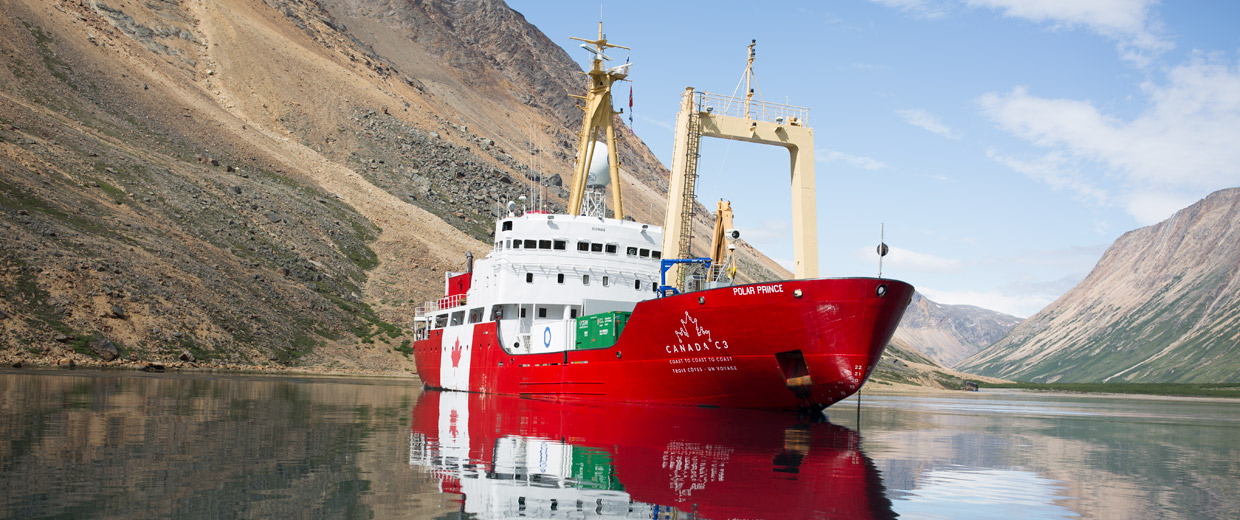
[575,311,630,350]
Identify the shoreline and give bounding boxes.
[1,358,421,383]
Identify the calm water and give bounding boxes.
[1,369,1237,519]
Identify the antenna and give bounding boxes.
[877,223,889,278]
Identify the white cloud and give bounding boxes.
[868,0,950,18]
[919,287,1054,318]
[817,147,886,170]
[979,55,1240,224]
[856,246,962,273]
[963,0,1171,65]
[897,108,961,139]
[985,149,1108,204]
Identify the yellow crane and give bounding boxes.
[662,41,818,290]
[709,199,737,282]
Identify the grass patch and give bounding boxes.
[985,382,1240,399]
[394,339,413,358]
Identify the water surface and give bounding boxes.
[1,370,1236,519]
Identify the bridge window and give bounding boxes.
[639,248,650,258]
[627,246,637,256]
[553,240,567,250]
[590,243,603,253]
[652,250,662,259]
[450,310,465,326]
[434,314,447,328]
[538,307,547,318]
[605,243,618,254]
[577,241,590,251]
[512,240,523,249]
[523,239,536,248]
[502,220,513,231]
[539,239,551,249]
[467,307,484,324]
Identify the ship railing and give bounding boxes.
[695,91,810,126]
[415,294,467,318]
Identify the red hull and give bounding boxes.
[413,277,913,409]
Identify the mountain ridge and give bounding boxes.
[960,188,1240,383]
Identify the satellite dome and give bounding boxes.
[585,141,611,187]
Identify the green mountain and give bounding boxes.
[960,188,1240,383]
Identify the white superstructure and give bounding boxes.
[415,212,665,376]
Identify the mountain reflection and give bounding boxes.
[409,390,897,519]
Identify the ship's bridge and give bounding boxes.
[479,212,666,312]
[416,213,666,353]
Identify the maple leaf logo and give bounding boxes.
[673,312,713,343]
[450,337,464,368]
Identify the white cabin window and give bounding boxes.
[557,273,565,284]
[537,307,547,318]
[635,279,641,290]
[602,276,610,287]
[583,274,590,285]
[467,307,484,324]
[450,311,465,326]
[526,273,533,283]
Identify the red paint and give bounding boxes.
[410,390,896,519]
[413,277,913,410]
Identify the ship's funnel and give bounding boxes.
[585,141,611,188]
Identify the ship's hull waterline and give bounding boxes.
[413,277,912,410]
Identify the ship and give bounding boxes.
[410,26,913,411]
[408,390,896,519]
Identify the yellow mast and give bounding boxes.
[566,23,630,219]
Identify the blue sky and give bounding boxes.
[506,0,1240,317]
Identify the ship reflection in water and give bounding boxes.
[408,390,896,519]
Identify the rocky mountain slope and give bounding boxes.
[0,0,785,370]
[868,336,1010,390]
[960,188,1240,383]
[892,292,1022,367]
